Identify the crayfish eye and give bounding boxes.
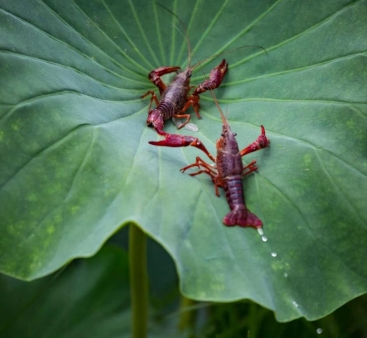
[233,133,237,136]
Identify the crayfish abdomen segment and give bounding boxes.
[224,176,245,210]
[155,100,176,121]
[223,177,262,228]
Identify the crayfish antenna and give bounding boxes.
[207,81,229,128]
[156,3,267,73]
[155,2,192,68]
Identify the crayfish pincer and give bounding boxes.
[180,100,270,229]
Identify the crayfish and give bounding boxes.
[141,58,227,162]
[180,98,270,229]
[140,4,230,161]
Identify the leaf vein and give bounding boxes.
[0,123,91,192]
[0,49,147,88]
[314,150,367,226]
[40,0,148,76]
[227,51,367,86]
[101,0,155,70]
[1,6,143,81]
[232,0,364,68]
[128,0,160,66]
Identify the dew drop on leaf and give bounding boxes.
[185,123,199,132]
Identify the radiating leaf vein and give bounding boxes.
[101,0,156,70]
[232,0,363,68]
[40,0,148,77]
[227,51,367,86]
[0,123,91,191]
[314,151,367,226]
[128,0,160,67]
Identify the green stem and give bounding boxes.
[129,224,148,338]
[178,296,196,332]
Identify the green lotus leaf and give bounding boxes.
[0,0,366,321]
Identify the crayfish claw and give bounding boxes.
[192,59,229,96]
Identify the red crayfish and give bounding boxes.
[141,57,227,162]
[140,4,230,161]
[180,98,270,229]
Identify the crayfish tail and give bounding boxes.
[223,206,263,229]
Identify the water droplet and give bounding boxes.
[292,300,299,308]
[316,328,323,334]
[257,228,264,236]
[261,236,268,242]
[184,123,199,132]
[271,252,277,257]
[283,272,288,278]
[171,118,199,132]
